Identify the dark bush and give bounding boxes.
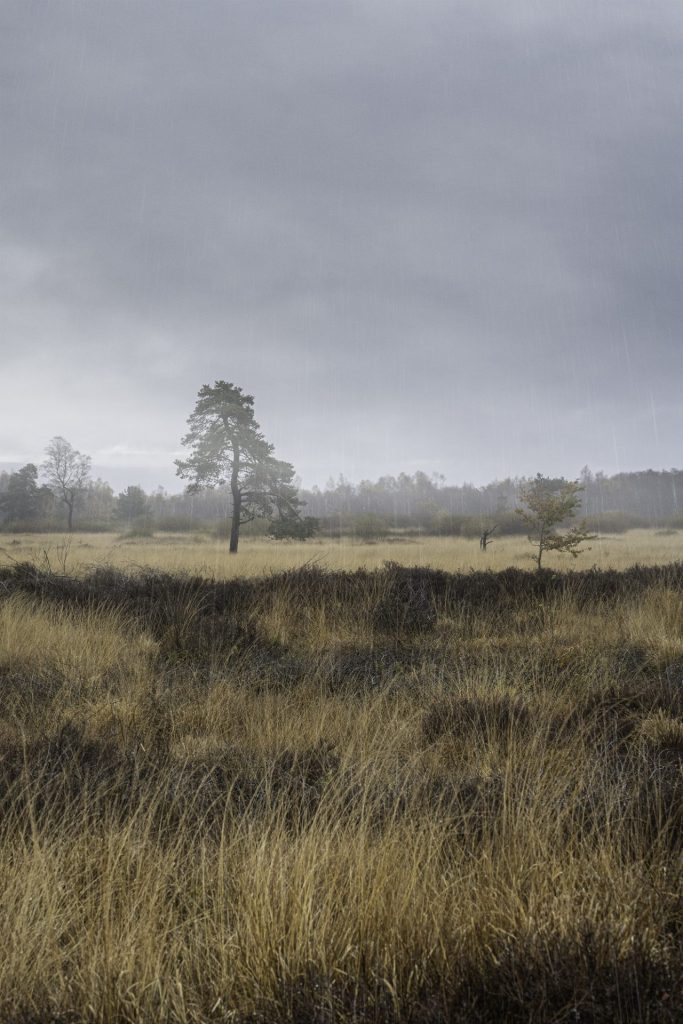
[268,515,320,541]
[373,563,438,634]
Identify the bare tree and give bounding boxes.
[42,436,91,531]
[479,523,498,551]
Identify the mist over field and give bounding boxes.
[2,0,683,491]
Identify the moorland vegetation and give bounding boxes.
[0,551,680,1022]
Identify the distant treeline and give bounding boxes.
[298,467,683,537]
[1,464,682,536]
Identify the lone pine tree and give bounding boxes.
[175,381,302,553]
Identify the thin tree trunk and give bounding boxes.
[534,523,547,569]
[67,500,73,532]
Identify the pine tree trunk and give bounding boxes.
[229,445,241,554]
[229,494,240,554]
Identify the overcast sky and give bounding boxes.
[1,0,682,492]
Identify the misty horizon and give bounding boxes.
[3,2,682,491]
[1,449,682,500]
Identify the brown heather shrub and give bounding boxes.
[422,691,532,744]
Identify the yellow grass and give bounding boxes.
[0,594,157,689]
[0,526,681,578]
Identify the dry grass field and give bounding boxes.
[0,527,681,578]
[0,534,681,1022]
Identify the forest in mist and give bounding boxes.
[2,461,682,536]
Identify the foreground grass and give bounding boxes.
[1,526,682,578]
[0,557,681,1021]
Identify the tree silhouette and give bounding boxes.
[42,437,91,532]
[175,381,302,553]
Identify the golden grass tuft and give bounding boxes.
[0,593,157,688]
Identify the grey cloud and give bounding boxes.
[1,0,682,488]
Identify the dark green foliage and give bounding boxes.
[351,514,390,541]
[268,515,319,541]
[0,464,53,525]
